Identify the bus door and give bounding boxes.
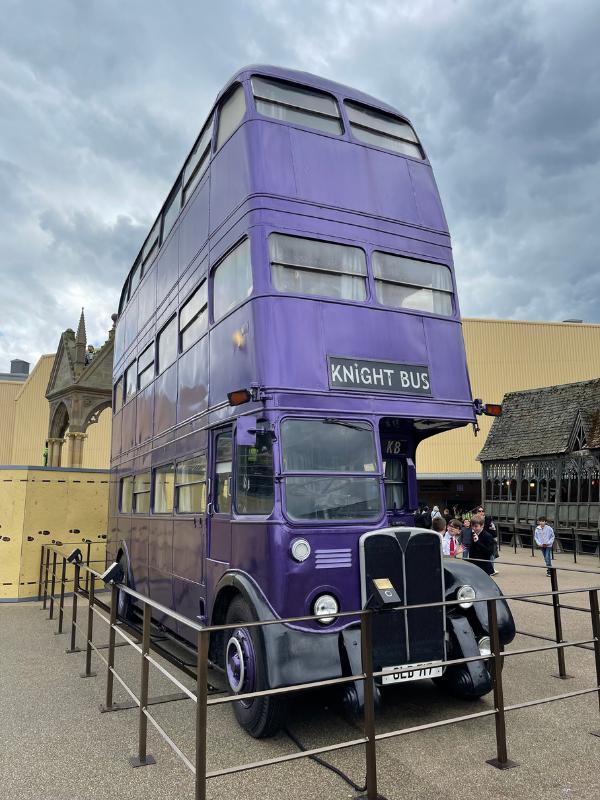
[207,427,233,564]
[172,452,208,635]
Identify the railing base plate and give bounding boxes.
[130,755,156,768]
[552,673,574,679]
[355,794,388,799]
[54,631,66,636]
[486,758,519,770]
[79,672,97,678]
[66,647,84,654]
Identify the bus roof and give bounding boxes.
[219,64,414,126]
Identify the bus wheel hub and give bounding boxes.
[226,628,256,703]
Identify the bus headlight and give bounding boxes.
[313,594,339,625]
[456,585,476,609]
[291,538,311,563]
[478,636,492,657]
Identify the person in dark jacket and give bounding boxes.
[468,515,495,576]
[421,506,432,529]
[460,518,473,558]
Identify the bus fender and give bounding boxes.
[443,559,515,644]
[444,614,491,697]
[212,571,343,689]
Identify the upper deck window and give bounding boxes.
[142,219,160,267]
[216,85,246,150]
[212,239,252,322]
[162,182,182,241]
[179,281,208,351]
[372,252,453,316]
[183,117,212,203]
[137,343,154,390]
[124,361,136,403]
[129,259,142,297]
[345,101,423,159]
[269,234,367,302]
[252,76,342,136]
[157,316,177,374]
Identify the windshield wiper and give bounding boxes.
[323,418,369,432]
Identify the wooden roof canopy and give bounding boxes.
[478,378,600,462]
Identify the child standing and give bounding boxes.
[534,516,555,576]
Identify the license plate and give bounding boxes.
[381,661,443,685]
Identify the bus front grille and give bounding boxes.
[360,529,445,672]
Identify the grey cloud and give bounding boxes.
[1,0,599,368]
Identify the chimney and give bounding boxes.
[10,359,30,376]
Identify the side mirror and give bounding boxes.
[406,458,418,511]
[236,416,258,447]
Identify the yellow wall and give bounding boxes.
[0,468,108,601]
[2,353,111,469]
[418,319,600,476]
[10,355,54,465]
[0,381,22,463]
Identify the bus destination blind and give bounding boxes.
[328,356,431,395]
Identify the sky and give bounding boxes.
[1,0,599,368]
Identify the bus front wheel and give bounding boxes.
[224,596,287,738]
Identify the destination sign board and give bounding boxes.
[328,356,431,396]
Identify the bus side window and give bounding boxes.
[214,430,233,514]
[235,431,275,515]
[383,458,407,512]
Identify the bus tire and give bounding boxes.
[224,596,287,738]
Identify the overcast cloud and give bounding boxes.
[1,0,599,366]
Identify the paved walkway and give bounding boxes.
[1,550,600,800]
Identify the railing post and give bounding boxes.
[589,590,600,737]
[550,568,571,679]
[48,550,57,620]
[572,527,577,564]
[486,598,518,770]
[100,582,119,712]
[66,562,81,653]
[358,609,379,800]
[84,540,92,594]
[42,546,50,609]
[55,556,67,634]
[37,544,45,602]
[195,628,209,800]
[130,603,156,767]
[80,573,97,678]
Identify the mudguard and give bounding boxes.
[444,614,492,697]
[212,570,342,689]
[443,559,515,645]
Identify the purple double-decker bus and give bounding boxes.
[109,65,514,737]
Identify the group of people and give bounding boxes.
[417,503,557,578]
[440,511,498,576]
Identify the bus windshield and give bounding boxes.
[281,419,381,521]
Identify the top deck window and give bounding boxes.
[345,101,423,159]
[252,76,342,136]
[269,234,367,302]
[162,182,182,241]
[216,85,246,150]
[372,252,453,316]
[183,117,212,203]
[142,219,160,267]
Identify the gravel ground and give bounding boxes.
[1,549,600,800]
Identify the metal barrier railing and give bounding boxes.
[38,542,600,800]
[498,526,600,563]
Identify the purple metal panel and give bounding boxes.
[423,317,471,402]
[148,514,174,625]
[247,121,297,197]
[129,517,149,597]
[135,384,154,444]
[154,363,177,435]
[110,410,122,462]
[137,264,157,329]
[208,307,255,406]
[290,128,421,224]
[179,181,209,274]
[408,160,448,232]
[124,294,138,352]
[173,575,205,638]
[156,231,179,306]
[177,337,209,422]
[209,126,252,235]
[120,400,136,452]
